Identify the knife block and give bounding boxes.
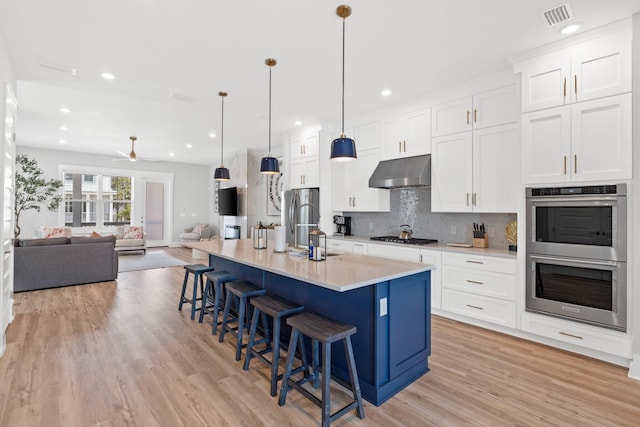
[472,233,489,248]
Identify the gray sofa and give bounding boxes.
[14,235,119,292]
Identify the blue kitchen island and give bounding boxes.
[185,239,433,406]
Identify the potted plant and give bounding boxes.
[14,154,63,238]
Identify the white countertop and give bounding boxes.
[184,239,434,292]
[328,235,517,259]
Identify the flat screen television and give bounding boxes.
[218,186,238,216]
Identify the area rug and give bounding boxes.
[118,253,187,272]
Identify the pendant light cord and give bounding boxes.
[268,65,272,155]
[220,95,224,165]
[341,17,346,135]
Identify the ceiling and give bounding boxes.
[1,1,638,166]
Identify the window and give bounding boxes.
[64,173,132,227]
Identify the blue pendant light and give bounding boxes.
[330,5,357,162]
[214,91,231,181]
[260,58,280,174]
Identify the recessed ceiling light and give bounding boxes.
[294,120,302,127]
[59,107,71,113]
[59,126,68,131]
[101,72,116,80]
[381,89,392,97]
[185,143,193,148]
[169,152,175,157]
[58,139,67,144]
[208,132,216,138]
[559,22,581,35]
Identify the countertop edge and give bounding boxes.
[328,235,517,259]
[185,241,434,292]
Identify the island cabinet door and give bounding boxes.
[387,273,431,379]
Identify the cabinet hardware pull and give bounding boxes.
[559,331,583,340]
[466,260,484,264]
[563,156,567,175]
[474,109,477,123]
[574,154,577,174]
[403,140,406,152]
[466,304,484,310]
[574,75,577,96]
[419,254,423,263]
[466,193,469,206]
[353,196,356,207]
[563,77,567,97]
[399,141,402,152]
[466,110,470,124]
[472,192,477,206]
[466,280,484,285]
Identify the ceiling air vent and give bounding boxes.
[169,92,196,102]
[541,3,575,27]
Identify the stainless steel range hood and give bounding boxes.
[368,154,431,189]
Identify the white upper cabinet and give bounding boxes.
[471,124,520,212]
[290,132,320,189]
[516,31,631,113]
[290,133,319,160]
[332,148,390,212]
[522,93,632,184]
[431,83,519,213]
[517,26,633,185]
[521,106,571,184]
[431,85,517,138]
[431,132,473,212]
[432,124,519,213]
[380,108,431,160]
[353,121,379,152]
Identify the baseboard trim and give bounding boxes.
[628,355,640,380]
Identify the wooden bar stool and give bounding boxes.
[219,281,266,361]
[199,270,239,335]
[278,312,365,427]
[243,295,305,396]
[178,264,216,320]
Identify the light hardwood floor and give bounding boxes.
[1,247,639,426]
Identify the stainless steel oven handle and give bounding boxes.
[528,195,620,203]
[529,254,619,267]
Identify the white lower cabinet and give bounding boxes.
[441,252,516,328]
[521,312,632,358]
[326,239,353,254]
[366,242,419,261]
[352,242,367,255]
[420,249,442,310]
[326,239,368,255]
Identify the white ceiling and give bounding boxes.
[1,0,639,166]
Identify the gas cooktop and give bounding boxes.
[370,236,438,246]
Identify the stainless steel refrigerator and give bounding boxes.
[283,188,320,248]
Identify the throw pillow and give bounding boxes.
[192,224,204,235]
[90,231,102,238]
[42,226,66,238]
[123,225,143,239]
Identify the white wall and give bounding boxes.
[628,12,640,379]
[16,147,210,244]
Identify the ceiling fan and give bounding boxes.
[113,136,157,162]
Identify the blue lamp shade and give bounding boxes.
[260,156,280,174]
[330,136,357,161]
[214,166,230,181]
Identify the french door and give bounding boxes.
[139,176,172,247]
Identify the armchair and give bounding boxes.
[180,223,212,243]
[115,225,147,254]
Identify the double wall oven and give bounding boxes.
[525,184,627,331]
